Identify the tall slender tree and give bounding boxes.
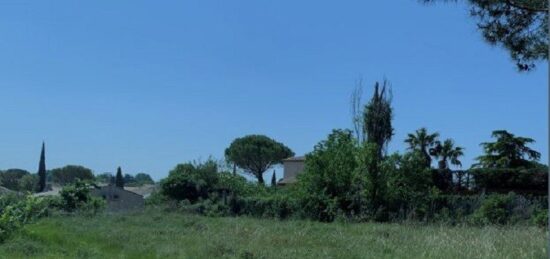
[271,170,277,187]
[115,167,124,188]
[37,142,46,192]
[405,128,440,167]
[363,80,394,159]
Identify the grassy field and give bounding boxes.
[0,210,546,259]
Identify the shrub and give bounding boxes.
[58,180,104,214]
[0,194,24,214]
[145,190,170,206]
[0,195,49,242]
[532,209,548,228]
[161,160,219,202]
[231,193,301,219]
[471,194,515,225]
[384,151,435,221]
[215,173,258,197]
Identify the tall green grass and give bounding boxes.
[0,210,546,258]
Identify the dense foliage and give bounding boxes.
[134,173,155,185]
[475,130,541,168]
[51,165,94,185]
[0,195,49,242]
[0,181,104,243]
[0,169,35,192]
[58,181,105,213]
[161,160,220,202]
[296,129,361,221]
[363,80,393,158]
[470,167,547,193]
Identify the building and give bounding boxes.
[91,185,144,212]
[278,156,305,185]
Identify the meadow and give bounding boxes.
[0,209,546,259]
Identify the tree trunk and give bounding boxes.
[438,159,447,170]
[257,173,265,185]
[422,150,431,168]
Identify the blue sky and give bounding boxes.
[0,1,547,181]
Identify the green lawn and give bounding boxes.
[0,210,546,259]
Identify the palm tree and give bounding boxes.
[431,139,464,170]
[404,128,439,167]
[474,130,541,168]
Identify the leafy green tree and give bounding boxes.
[363,80,394,159]
[19,174,38,193]
[115,167,124,188]
[474,130,541,168]
[225,135,294,185]
[0,169,31,191]
[404,128,440,167]
[124,174,136,185]
[431,139,465,170]
[297,129,361,221]
[134,173,154,185]
[95,173,113,184]
[51,165,94,186]
[37,142,46,192]
[161,160,219,202]
[422,0,548,71]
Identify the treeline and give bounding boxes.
[0,165,155,193]
[149,80,547,226]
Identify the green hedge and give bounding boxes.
[470,168,547,194]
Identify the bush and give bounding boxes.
[532,209,548,227]
[0,194,24,214]
[145,190,170,206]
[58,180,104,214]
[0,195,49,242]
[383,151,435,221]
[215,173,258,197]
[161,160,219,202]
[471,194,515,225]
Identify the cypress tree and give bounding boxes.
[271,170,277,187]
[37,142,46,192]
[115,167,124,188]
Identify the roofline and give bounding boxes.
[96,186,144,198]
[282,156,306,162]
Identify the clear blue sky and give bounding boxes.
[0,1,547,181]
